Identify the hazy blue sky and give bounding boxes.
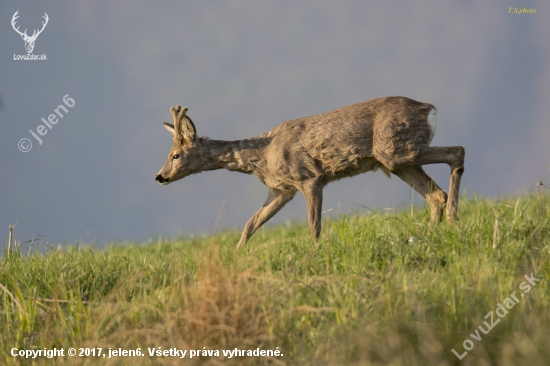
[1,1,549,249]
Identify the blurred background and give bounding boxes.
[1,1,549,248]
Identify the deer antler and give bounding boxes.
[11,11,48,40]
[170,105,185,136]
[11,11,28,37]
[30,13,49,39]
[169,105,196,144]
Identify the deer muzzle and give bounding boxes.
[155,174,170,185]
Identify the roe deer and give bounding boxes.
[156,97,465,249]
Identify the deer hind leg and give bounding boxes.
[377,146,465,222]
[409,146,465,221]
[393,166,447,224]
[237,188,296,250]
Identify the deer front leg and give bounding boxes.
[237,188,296,250]
[301,180,323,243]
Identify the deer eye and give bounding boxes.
[172,154,180,160]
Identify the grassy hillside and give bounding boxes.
[1,192,549,365]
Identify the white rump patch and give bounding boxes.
[427,108,437,143]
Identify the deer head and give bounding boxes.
[156,105,202,185]
[12,11,49,54]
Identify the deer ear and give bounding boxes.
[170,105,197,145]
[179,115,197,144]
[163,122,176,137]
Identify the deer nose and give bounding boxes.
[155,174,168,183]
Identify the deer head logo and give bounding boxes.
[11,10,49,54]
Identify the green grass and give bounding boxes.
[1,192,549,365]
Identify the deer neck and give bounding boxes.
[198,137,270,175]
